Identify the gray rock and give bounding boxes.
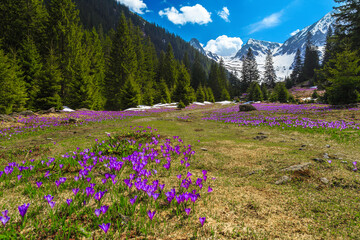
[312,158,325,163]
[320,178,329,184]
[0,114,16,123]
[281,162,312,172]
[275,175,291,185]
[254,135,268,140]
[239,104,257,112]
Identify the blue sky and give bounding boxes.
[117,0,336,56]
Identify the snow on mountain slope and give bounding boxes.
[190,11,336,82]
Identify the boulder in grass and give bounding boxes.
[239,104,257,112]
[0,114,16,123]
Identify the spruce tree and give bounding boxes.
[164,43,177,91]
[241,48,259,91]
[196,85,206,102]
[263,49,277,88]
[324,45,360,105]
[119,75,141,110]
[0,49,27,114]
[173,64,192,106]
[303,33,320,81]
[18,36,43,110]
[105,13,137,110]
[290,49,303,85]
[35,49,62,110]
[191,52,207,90]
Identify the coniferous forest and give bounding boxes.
[0,0,228,114]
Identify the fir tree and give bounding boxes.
[0,49,27,114]
[119,75,141,110]
[261,84,269,101]
[324,45,360,105]
[105,13,137,110]
[303,33,320,81]
[290,49,303,85]
[333,0,360,51]
[196,85,206,102]
[35,49,62,110]
[191,52,207,90]
[173,64,192,106]
[241,48,259,91]
[18,36,43,110]
[164,43,177,90]
[247,82,263,102]
[263,49,276,88]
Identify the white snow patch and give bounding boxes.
[62,106,75,112]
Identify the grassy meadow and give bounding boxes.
[0,103,360,239]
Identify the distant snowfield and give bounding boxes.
[124,101,234,111]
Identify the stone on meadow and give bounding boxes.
[239,104,257,112]
[275,175,291,185]
[281,162,312,172]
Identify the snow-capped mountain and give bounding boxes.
[275,11,336,58]
[234,39,282,59]
[190,11,337,81]
[190,38,221,62]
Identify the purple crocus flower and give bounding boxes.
[72,188,79,196]
[44,194,54,203]
[94,209,102,217]
[44,171,50,178]
[147,210,156,220]
[59,177,66,183]
[49,201,56,209]
[185,208,191,215]
[66,199,72,206]
[130,196,137,205]
[101,205,109,214]
[0,216,10,227]
[18,203,30,218]
[36,182,42,188]
[199,217,206,226]
[98,223,110,234]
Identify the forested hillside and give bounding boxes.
[0,0,232,114]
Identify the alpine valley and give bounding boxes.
[190,11,336,81]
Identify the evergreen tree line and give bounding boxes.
[0,0,231,114]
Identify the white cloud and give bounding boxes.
[290,29,300,36]
[204,35,243,57]
[217,7,230,22]
[117,0,147,14]
[159,4,212,25]
[249,11,283,34]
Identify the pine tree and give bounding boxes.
[0,49,27,114]
[333,0,360,51]
[191,52,207,90]
[263,49,277,88]
[324,45,360,105]
[261,84,269,101]
[105,13,138,110]
[18,36,43,110]
[303,33,320,81]
[241,48,259,91]
[173,64,192,106]
[164,43,177,90]
[208,62,221,100]
[196,85,206,102]
[290,49,303,85]
[0,0,48,52]
[119,75,141,110]
[247,82,263,101]
[35,49,62,110]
